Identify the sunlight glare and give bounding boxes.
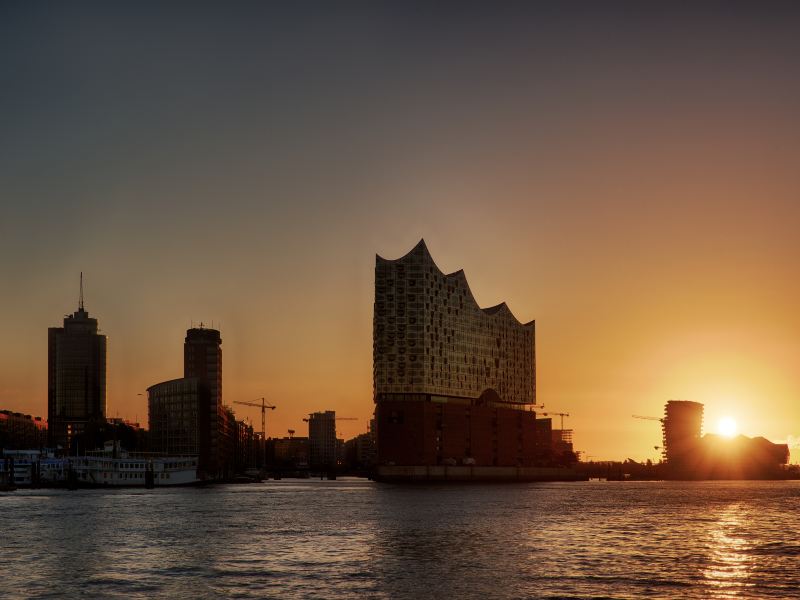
[717,416,738,438]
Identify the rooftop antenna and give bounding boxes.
[79,272,84,310]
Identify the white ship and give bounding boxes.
[2,443,200,487]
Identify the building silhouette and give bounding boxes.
[344,429,377,471]
[184,326,222,406]
[373,240,547,472]
[147,377,208,457]
[184,326,226,474]
[662,400,704,470]
[0,411,48,450]
[308,411,337,469]
[47,277,107,451]
[552,429,574,457]
[147,326,251,479]
[659,399,789,479]
[271,435,310,470]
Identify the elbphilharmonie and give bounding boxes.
[373,240,580,481]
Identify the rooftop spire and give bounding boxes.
[79,272,84,311]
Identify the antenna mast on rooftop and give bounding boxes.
[79,272,84,310]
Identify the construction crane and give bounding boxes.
[632,416,666,462]
[233,398,276,438]
[542,412,570,430]
[632,414,664,423]
[302,416,357,422]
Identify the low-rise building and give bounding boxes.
[233,418,259,472]
[344,431,377,470]
[552,429,574,456]
[272,436,310,469]
[0,410,48,450]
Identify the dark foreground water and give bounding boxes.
[1,480,798,599]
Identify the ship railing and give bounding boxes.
[83,450,198,459]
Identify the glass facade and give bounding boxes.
[147,377,203,456]
[374,240,535,406]
[47,307,107,449]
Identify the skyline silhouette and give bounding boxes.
[2,3,799,462]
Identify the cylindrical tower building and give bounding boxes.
[662,400,704,472]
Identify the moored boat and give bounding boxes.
[2,442,200,488]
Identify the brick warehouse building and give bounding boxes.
[373,240,551,472]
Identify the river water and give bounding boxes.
[1,480,798,599]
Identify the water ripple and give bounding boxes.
[1,480,799,599]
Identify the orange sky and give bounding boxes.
[1,4,799,462]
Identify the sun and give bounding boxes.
[717,416,738,438]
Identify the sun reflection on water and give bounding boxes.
[3,482,798,599]
[703,503,756,598]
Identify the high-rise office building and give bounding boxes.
[47,277,107,450]
[374,240,540,469]
[308,411,337,469]
[183,326,226,475]
[147,326,238,479]
[184,326,222,406]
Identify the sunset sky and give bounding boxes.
[1,3,799,461]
